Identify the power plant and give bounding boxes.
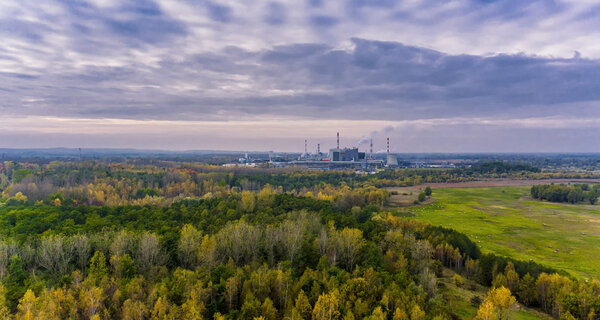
[274,132,398,171]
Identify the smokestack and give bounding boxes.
[370,139,373,159]
[304,139,307,154]
[317,143,320,155]
[387,137,390,154]
[337,132,340,149]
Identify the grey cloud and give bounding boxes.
[206,3,233,23]
[1,38,600,122]
[264,2,286,25]
[309,15,339,27]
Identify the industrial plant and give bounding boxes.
[268,132,398,171]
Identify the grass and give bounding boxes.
[408,186,600,279]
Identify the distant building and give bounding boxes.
[387,153,398,166]
[329,147,365,162]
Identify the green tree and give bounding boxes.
[424,187,432,196]
[89,251,108,284]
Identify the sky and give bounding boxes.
[1,0,600,152]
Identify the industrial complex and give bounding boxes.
[271,132,397,171]
[224,132,463,170]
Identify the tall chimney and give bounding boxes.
[337,132,340,149]
[317,143,320,155]
[370,139,373,159]
[387,137,390,154]
[304,139,307,154]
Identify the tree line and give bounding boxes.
[531,184,600,204]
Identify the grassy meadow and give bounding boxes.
[408,186,600,279]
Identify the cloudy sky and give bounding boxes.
[1,0,600,152]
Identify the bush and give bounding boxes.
[453,273,464,287]
[424,187,432,196]
[470,295,482,307]
[418,192,426,202]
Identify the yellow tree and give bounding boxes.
[261,298,278,320]
[16,289,38,320]
[225,275,241,311]
[475,301,497,320]
[369,306,386,320]
[241,191,256,213]
[122,299,148,320]
[80,286,104,319]
[151,297,178,320]
[178,224,202,269]
[477,286,516,320]
[409,305,425,320]
[0,283,10,320]
[392,308,408,320]
[294,290,312,320]
[313,291,341,320]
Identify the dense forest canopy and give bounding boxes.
[0,161,598,319]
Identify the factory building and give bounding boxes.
[385,137,398,167]
[274,132,396,171]
[329,148,366,162]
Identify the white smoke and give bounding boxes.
[356,136,370,147]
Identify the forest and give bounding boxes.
[1,160,599,208]
[530,184,600,204]
[0,161,599,319]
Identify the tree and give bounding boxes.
[369,306,386,320]
[179,224,202,269]
[6,255,28,305]
[151,297,177,320]
[475,300,497,320]
[89,251,108,284]
[393,308,408,320]
[504,262,519,294]
[409,305,425,320]
[313,291,340,320]
[424,187,432,196]
[36,235,74,276]
[225,275,241,311]
[198,235,216,269]
[480,286,516,320]
[241,191,256,213]
[261,298,278,320]
[453,273,464,287]
[16,289,38,320]
[333,228,364,272]
[0,283,10,320]
[80,286,104,319]
[122,299,148,320]
[72,234,91,272]
[135,233,166,274]
[294,290,312,320]
[517,273,536,307]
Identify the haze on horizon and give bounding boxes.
[1,0,600,153]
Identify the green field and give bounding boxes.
[410,186,600,279]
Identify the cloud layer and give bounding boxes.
[1,0,599,151]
